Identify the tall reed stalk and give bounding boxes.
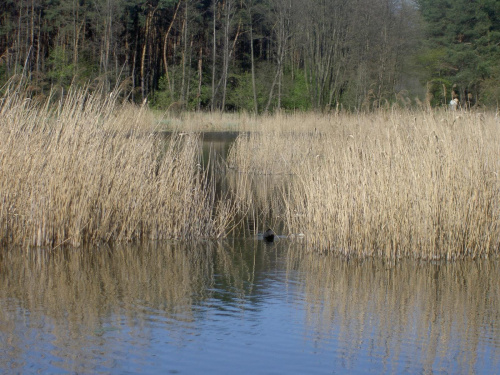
[0,86,233,247]
[229,110,500,259]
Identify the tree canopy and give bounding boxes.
[417,0,500,107]
[0,0,498,111]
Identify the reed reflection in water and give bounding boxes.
[0,241,499,374]
[287,252,500,374]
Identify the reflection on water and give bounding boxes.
[204,134,289,236]
[288,252,500,374]
[1,241,499,374]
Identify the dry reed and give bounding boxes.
[0,86,234,247]
[226,131,322,175]
[229,110,500,259]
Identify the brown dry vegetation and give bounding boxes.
[2,84,500,260]
[228,110,500,259]
[0,87,233,247]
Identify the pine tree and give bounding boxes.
[418,0,500,106]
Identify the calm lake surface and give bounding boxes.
[1,135,500,374]
[1,240,499,374]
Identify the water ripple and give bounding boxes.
[0,242,499,374]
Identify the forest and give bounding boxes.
[0,0,499,112]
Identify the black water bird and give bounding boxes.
[263,228,276,243]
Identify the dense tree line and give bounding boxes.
[0,0,498,111]
[418,0,500,108]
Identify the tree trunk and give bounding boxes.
[211,0,217,111]
[220,0,231,111]
[249,8,258,113]
[163,0,182,98]
[265,0,290,113]
[141,6,157,101]
[197,47,202,111]
[180,3,188,103]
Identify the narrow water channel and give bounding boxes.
[1,135,499,374]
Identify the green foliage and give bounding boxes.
[225,72,256,112]
[480,64,500,107]
[0,63,8,85]
[150,66,204,112]
[225,62,273,113]
[418,0,500,105]
[427,78,453,107]
[3,0,497,111]
[222,65,313,113]
[416,48,447,76]
[46,47,74,87]
[150,75,174,110]
[281,70,311,112]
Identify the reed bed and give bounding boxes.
[158,110,259,132]
[226,131,324,175]
[0,87,234,247]
[224,127,329,234]
[157,110,344,133]
[222,169,286,235]
[229,111,500,259]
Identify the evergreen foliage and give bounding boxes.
[0,0,497,111]
[417,0,500,107]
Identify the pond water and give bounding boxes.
[1,135,500,374]
[1,240,499,374]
